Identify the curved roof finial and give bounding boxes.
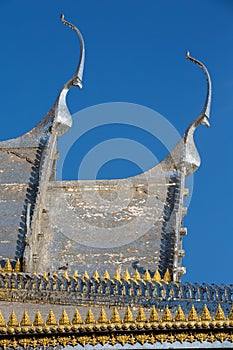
[60,14,85,89]
[186,51,211,127]
[52,15,85,136]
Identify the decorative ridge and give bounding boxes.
[0,305,232,347]
[0,270,232,305]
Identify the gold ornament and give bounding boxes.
[72,308,83,325]
[97,307,108,323]
[85,308,95,324]
[143,269,152,282]
[123,306,134,323]
[46,309,57,326]
[153,268,161,282]
[20,310,31,326]
[59,309,70,325]
[136,306,147,322]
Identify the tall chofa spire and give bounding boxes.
[53,14,85,136]
[0,15,85,269]
[166,52,212,177]
[186,51,211,127]
[158,53,212,281]
[22,15,85,272]
[181,51,212,175]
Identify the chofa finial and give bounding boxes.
[186,51,211,127]
[60,14,85,89]
[167,52,212,177]
[52,15,85,135]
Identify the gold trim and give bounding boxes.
[0,330,233,348]
[0,304,231,335]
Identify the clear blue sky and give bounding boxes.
[0,1,233,284]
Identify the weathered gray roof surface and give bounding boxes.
[0,108,55,264]
[0,112,187,279]
[0,146,41,262]
[38,165,184,277]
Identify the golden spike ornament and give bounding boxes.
[59,309,70,325]
[33,310,44,326]
[123,306,134,323]
[110,307,121,323]
[133,269,141,281]
[162,268,171,283]
[143,269,152,282]
[188,305,199,322]
[201,304,211,321]
[4,259,12,273]
[82,270,90,280]
[46,309,57,326]
[214,304,225,321]
[14,259,21,272]
[72,308,83,324]
[228,305,233,320]
[0,311,6,327]
[162,305,173,322]
[149,306,159,322]
[7,310,19,327]
[93,270,100,280]
[20,310,31,326]
[85,308,95,324]
[175,305,186,322]
[98,307,109,323]
[43,271,49,281]
[123,269,131,282]
[114,269,121,282]
[153,268,161,282]
[136,307,147,322]
[63,271,70,281]
[103,270,111,280]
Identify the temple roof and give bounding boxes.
[0,17,212,283]
[0,14,231,350]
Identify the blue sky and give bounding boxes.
[0,1,233,283]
